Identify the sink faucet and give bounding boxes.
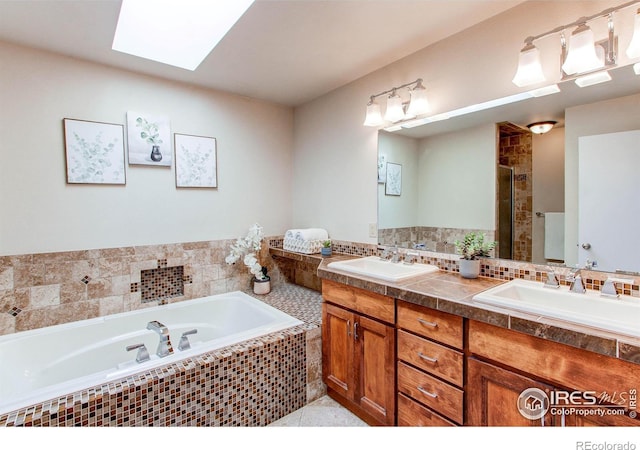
[543,271,560,289]
[147,320,174,357]
[600,277,634,299]
[390,245,401,263]
[568,267,586,294]
[404,251,419,265]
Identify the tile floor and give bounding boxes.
[268,395,368,427]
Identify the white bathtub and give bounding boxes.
[0,291,303,415]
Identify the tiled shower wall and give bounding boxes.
[499,128,533,262]
[0,238,282,336]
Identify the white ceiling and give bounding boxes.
[0,0,524,107]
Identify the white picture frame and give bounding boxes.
[385,162,402,196]
[63,118,126,185]
[127,111,171,166]
[378,154,387,183]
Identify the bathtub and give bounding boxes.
[0,291,303,416]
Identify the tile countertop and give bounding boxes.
[317,254,640,366]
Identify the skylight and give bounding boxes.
[112,0,255,71]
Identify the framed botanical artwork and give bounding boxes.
[126,111,172,166]
[385,162,402,196]
[378,154,387,183]
[63,118,126,185]
[174,133,218,188]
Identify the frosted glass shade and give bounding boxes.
[406,86,430,117]
[384,94,405,123]
[626,10,640,59]
[363,101,383,127]
[512,44,545,87]
[562,25,603,75]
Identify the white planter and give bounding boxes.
[459,259,480,279]
[253,278,271,295]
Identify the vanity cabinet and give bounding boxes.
[467,320,640,427]
[467,357,558,426]
[396,300,464,426]
[321,280,396,426]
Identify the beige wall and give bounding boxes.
[377,132,419,229]
[532,127,565,264]
[417,124,496,230]
[0,41,294,255]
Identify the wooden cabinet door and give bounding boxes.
[467,358,558,427]
[322,302,355,400]
[355,314,396,426]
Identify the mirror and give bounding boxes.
[377,64,640,272]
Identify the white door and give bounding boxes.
[578,130,640,273]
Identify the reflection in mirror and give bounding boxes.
[377,64,640,272]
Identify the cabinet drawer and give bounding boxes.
[397,362,463,425]
[397,330,463,387]
[397,301,463,349]
[397,393,456,427]
[322,279,394,324]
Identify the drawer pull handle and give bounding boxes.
[418,352,438,363]
[417,318,438,328]
[417,386,438,398]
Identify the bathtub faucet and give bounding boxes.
[146,320,174,357]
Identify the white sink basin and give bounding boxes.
[473,279,640,337]
[327,256,439,282]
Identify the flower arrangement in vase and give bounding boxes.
[225,223,270,294]
[454,232,496,279]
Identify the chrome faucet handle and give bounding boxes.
[126,343,150,363]
[404,251,419,265]
[543,271,560,289]
[178,329,198,351]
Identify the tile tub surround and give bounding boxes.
[318,255,640,366]
[0,237,285,336]
[0,283,324,427]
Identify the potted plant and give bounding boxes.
[225,223,271,294]
[135,116,163,162]
[321,240,332,257]
[454,232,496,279]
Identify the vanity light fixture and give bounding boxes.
[113,0,255,71]
[512,1,640,88]
[363,79,430,126]
[527,121,557,135]
[628,9,640,58]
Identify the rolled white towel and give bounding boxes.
[294,228,328,241]
[285,229,303,239]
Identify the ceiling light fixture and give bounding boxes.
[112,0,255,71]
[512,1,640,89]
[527,121,557,134]
[363,79,430,127]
